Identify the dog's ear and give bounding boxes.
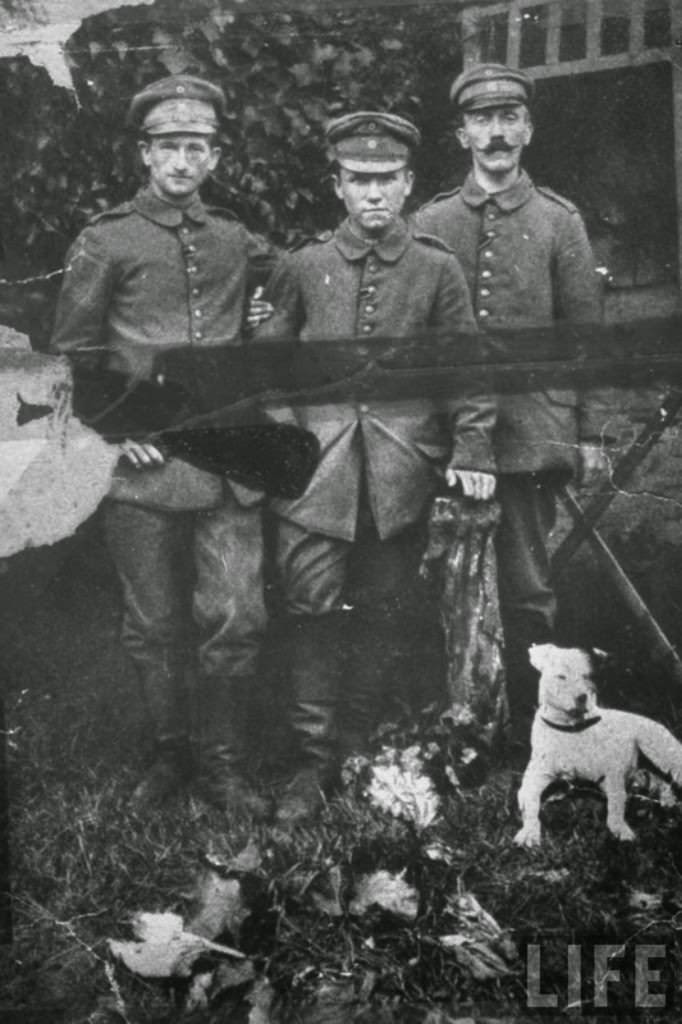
[529,643,555,671]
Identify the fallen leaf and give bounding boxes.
[349,870,418,920]
[205,839,263,875]
[108,911,244,979]
[520,868,570,885]
[187,866,248,941]
[439,934,511,980]
[186,971,213,1012]
[423,841,457,864]
[366,749,440,831]
[247,976,277,1023]
[311,865,344,917]
[628,890,663,912]
[449,891,503,940]
[296,980,359,1024]
[212,958,257,998]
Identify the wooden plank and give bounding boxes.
[552,390,682,573]
[671,0,682,294]
[630,0,646,53]
[522,44,671,74]
[508,0,522,64]
[555,485,682,684]
[546,0,562,63]
[0,678,10,944]
[461,4,483,64]
[587,0,604,58]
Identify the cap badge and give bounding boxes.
[367,138,378,149]
[176,85,185,94]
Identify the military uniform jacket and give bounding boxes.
[416,171,604,474]
[256,217,496,541]
[51,187,273,510]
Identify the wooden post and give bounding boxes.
[0,672,11,944]
[670,0,682,295]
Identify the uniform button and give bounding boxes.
[192,287,200,297]
[187,266,197,275]
[195,330,203,339]
[483,250,493,259]
[481,269,492,279]
[480,288,490,297]
[366,285,376,294]
[367,261,378,273]
[479,309,490,319]
[362,323,373,334]
[195,309,202,318]
[359,404,369,413]
[186,244,197,254]
[180,227,190,235]
[487,211,497,220]
[486,230,496,238]
[364,304,375,313]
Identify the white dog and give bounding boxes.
[514,643,682,847]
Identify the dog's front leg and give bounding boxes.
[513,767,552,847]
[602,775,635,841]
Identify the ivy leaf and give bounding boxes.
[108,911,244,979]
[349,870,418,921]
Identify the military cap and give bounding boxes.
[128,74,226,135]
[449,63,534,111]
[325,111,421,172]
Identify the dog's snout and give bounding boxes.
[576,692,588,707]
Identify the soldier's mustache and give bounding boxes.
[483,141,514,154]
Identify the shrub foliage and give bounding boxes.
[0,0,467,282]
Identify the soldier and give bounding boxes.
[416,64,606,745]
[51,75,273,815]
[257,111,496,826]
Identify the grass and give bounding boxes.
[2,530,682,1022]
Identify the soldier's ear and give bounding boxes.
[522,112,534,146]
[332,173,344,201]
[138,139,152,168]
[455,126,471,151]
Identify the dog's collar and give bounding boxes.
[540,714,602,733]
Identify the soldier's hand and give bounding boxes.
[119,439,166,470]
[247,286,274,329]
[446,468,496,501]
[578,442,610,488]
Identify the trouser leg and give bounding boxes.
[342,520,431,756]
[104,500,191,746]
[193,492,266,683]
[192,494,268,815]
[274,519,348,823]
[495,473,557,729]
[277,518,349,767]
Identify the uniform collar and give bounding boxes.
[334,217,410,263]
[461,169,534,212]
[134,186,207,227]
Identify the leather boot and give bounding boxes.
[501,610,551,764]
[131,735,194,811]
[337,609,393,762]
[131,653,192,810]
[275,614,343,828]
[198,676,269,819]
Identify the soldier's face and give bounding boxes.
[333,167,414,236]
[139,134,220,203]
[456,104,532,178]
